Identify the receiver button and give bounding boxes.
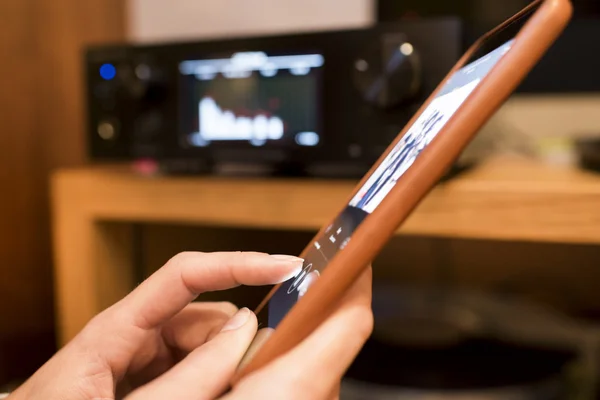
[97,120,119,141]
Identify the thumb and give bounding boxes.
[237,327,274,373]
[126,308,257,400]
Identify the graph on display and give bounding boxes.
[180,51,323,148]
[190,97,285,147]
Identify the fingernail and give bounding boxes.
[271,254,304,264]
[270,255,305,281]
[220,308,251,332]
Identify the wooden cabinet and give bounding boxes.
[51,156,600,345]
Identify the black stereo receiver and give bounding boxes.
[85,20,462,177]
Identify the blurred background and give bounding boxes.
[3,0,600,398]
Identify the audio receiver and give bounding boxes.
[85,20,462,177]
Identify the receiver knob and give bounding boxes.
[127,62,168,103]
[353,35,422,109]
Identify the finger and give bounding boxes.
[162,301,239,358]
[116,252,303,330]
[237,327,274,373]
[126,308,259,400]
[229,267,373,400]
[124,302,240,385]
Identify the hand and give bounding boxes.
[10,251,373,400]
[9,251,303,399]
[124,266,373,400]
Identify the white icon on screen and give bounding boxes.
[340,237,351,250]
[286,263,320,298]
[287,263,313,294]
[295,131,320,147]
[297,270,320,298]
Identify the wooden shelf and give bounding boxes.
[50,156,600,345]
[53,156,600,244]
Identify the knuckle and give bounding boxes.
[353,306,374,340]
[79,317,102,340]
[77,308,113,344]
[165,252,206,290]
[236,251,257,267]
[84,306,113,331]
[217,301,239,316]
[166,251,196,268]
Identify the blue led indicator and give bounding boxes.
[100,63,116,80]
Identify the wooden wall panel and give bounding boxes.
[0,0,125,385]
[0,0,41,336]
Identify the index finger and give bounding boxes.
[113,252,303,330]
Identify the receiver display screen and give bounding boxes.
[263,38,514,329]
[179,51,323,148]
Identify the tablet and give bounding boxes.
[235,0,573,381]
